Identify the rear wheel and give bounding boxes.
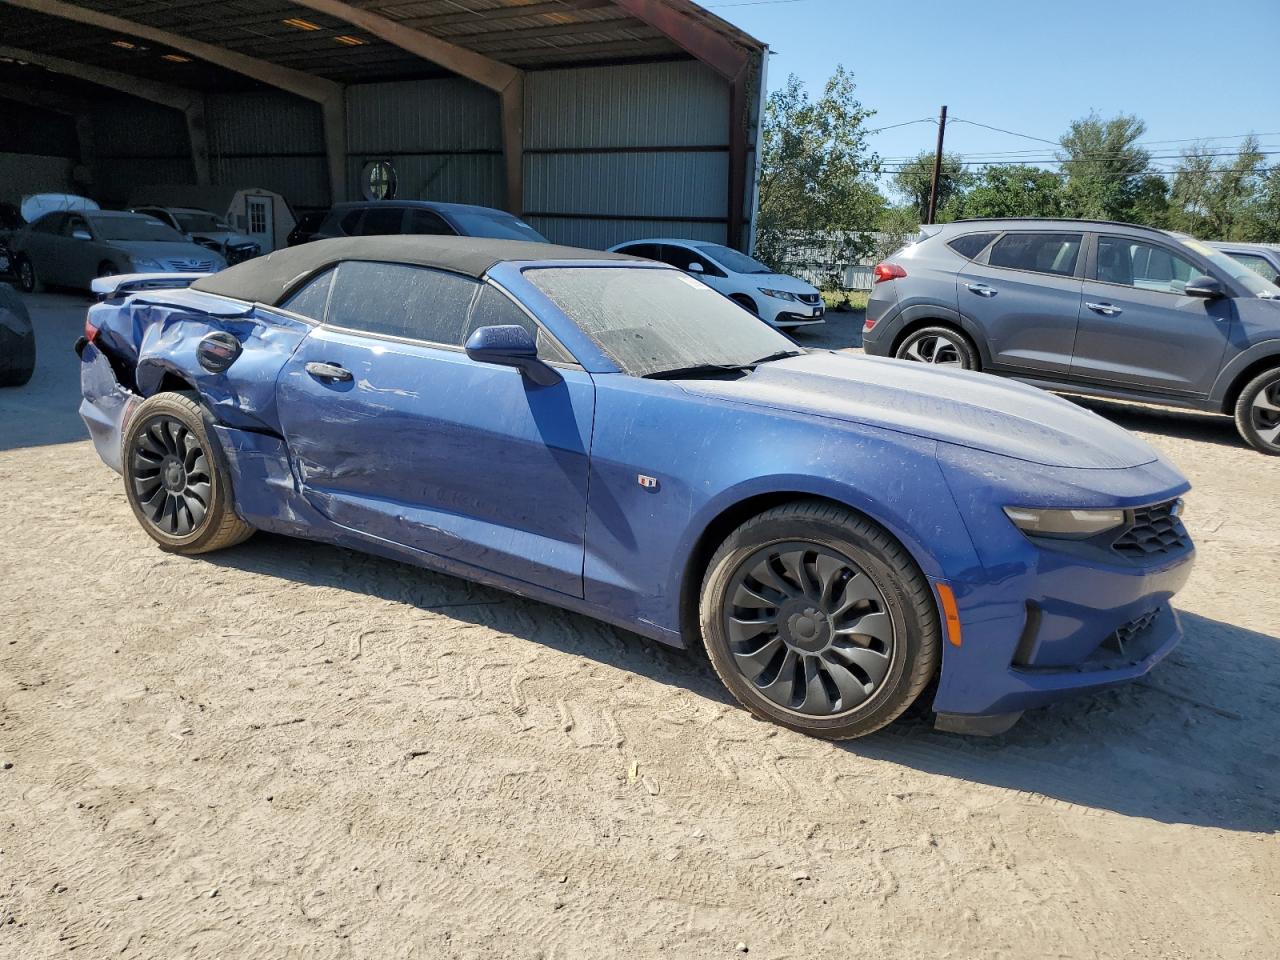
[122,392,253,553]
[699,501,940,740]
[16,256,38,294]
[894,325,980,370]
[1234,367,1280,455]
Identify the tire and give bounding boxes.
[699,500,940,740]
[121,391,254,554]
[0,284,35,387]
[894,325,980,371]
[730,294,759,316]
[1234,367,1280,455]
[16,256,38,294]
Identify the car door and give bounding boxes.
[954,230,1085,374]
[62,213,102,285]
[21,213,63,282]
[274,260,594,597]
[1070,234,1232,396]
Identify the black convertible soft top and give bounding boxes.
[190,235,639,306]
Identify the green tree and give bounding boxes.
[890,151,969,223]
[755,66,884,279]
[1058,113,1151,220]
[1243,164,1280,242]
[954,165,1065,219]
[1169,137,1267,240]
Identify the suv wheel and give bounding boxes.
[895,326,979,370]
[1235,367,1280,455]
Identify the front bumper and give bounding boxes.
[764,300,825,327]
[930,445,1195,729]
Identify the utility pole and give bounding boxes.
[926,104,948,225]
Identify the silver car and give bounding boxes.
[11,210,226,293]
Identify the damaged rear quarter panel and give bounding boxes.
[94,290,311,436]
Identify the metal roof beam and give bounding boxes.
[0,44,207,186]
[4,0,348,202]
[607,0,748,81]
[286,0,525,214]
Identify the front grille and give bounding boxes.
[1093,608,1160,664]
[1111,500,1189,559]
[164,257,214,272]
[1113,609,1159,646]
[796,293,822,305]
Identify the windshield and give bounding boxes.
[449,209,548,243]
[526,266,796,378]
[1178,237,1280,299]
[90,215,186,243]
[173,211,229,233]
[695,243,772,275]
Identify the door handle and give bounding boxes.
[966,283,997,297]
[1085,302,1123,317]
[305,361,353,383]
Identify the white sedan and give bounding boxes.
[608,238,824,328]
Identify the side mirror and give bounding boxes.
[1185,275,1226,299]
[464,324,561,387]
[71,229,91,241]
[686,262,705,274]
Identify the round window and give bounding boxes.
[361,159,397,201]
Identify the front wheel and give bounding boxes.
[122,392,254,553]
[699,501,940,740]
[1235,367,1280,455]
[894,326,979,370]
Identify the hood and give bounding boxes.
[113,240,225,263]
[189,230,256,247]
[679,352,1161,470]
[744,272,817,294]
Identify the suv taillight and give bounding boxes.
[84,315,99,344]
[873,262,907,283]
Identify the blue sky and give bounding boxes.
[708,0,1278,186]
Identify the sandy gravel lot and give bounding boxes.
[1,294,1277,959]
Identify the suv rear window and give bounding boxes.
[987,232,1081,277]
[947,232,997,260]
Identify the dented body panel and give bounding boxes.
[79,256,1196,727]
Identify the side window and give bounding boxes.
[359,206,405,236]
[1096,237,1198,294]
[463,284,574,364]
[1228,253,1279,284]
[404,209,456,235]
[339,210,364,235]
[279,267,334,321]
[657,245,726,278]
[617,243,659,261]
[32,214,63,234]
[987,232,1082,277]
[947,232,997,260]
[326,261,478,344]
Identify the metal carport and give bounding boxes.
[0,0,768,250]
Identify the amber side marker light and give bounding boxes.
[935,583,963,647]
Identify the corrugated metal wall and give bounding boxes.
[207,90,329,211]
[93,97,194,205]
[59,54,761,251]
[346,77,503,208]
[523,59,733,249]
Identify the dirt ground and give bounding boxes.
[1,293,1277,960]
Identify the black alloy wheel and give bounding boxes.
[723,542,894,716]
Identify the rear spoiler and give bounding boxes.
[90,272,210,300]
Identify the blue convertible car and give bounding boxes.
[77,236,1195,739]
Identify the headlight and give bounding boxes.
[131,257,164,272]
[1003,506,1126,539]
[759,288,798,302]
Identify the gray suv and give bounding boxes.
[863,218,1280,454]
